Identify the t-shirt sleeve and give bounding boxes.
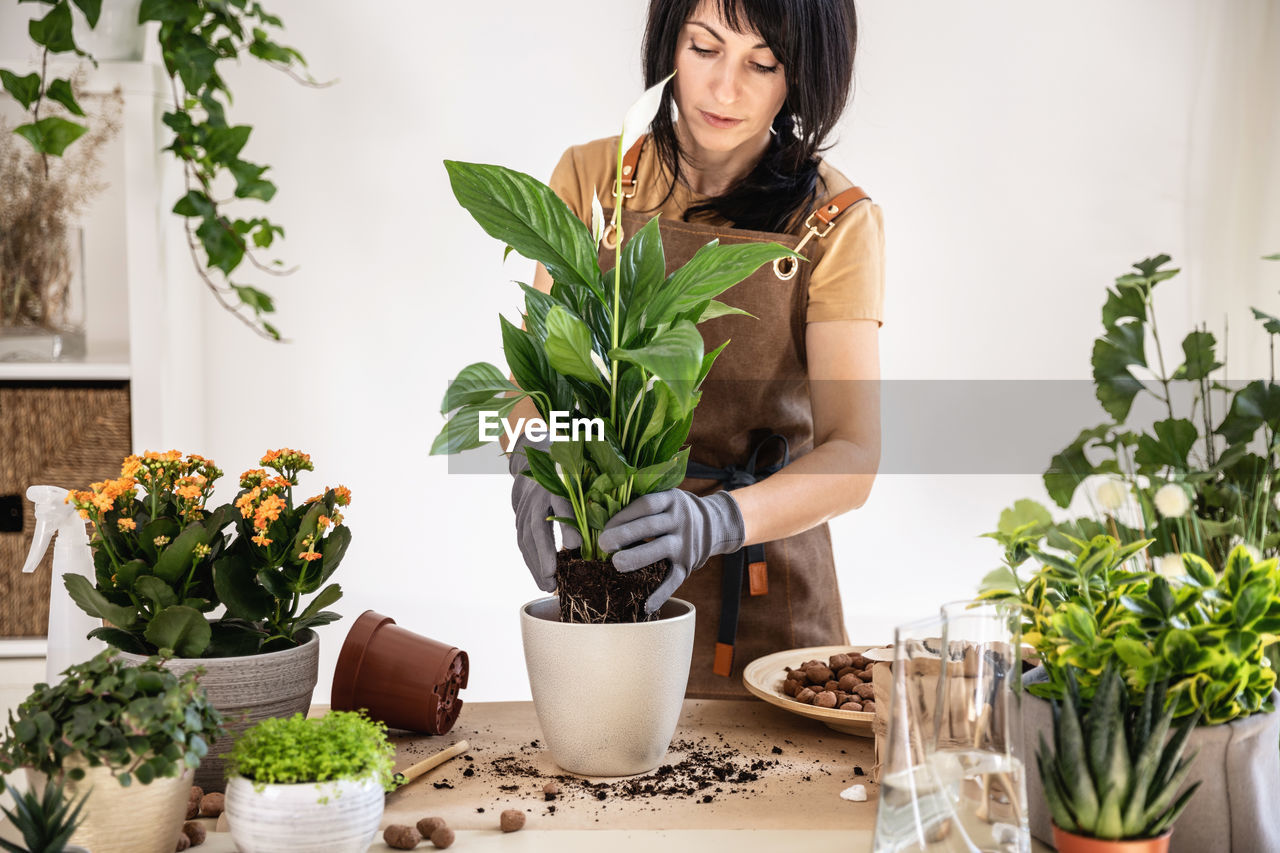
[548,145,590,227]
[805,200,886,325]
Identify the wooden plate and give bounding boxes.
[742,644,882,738]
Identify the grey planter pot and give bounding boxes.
[521,596,695,776]
[120,630,319,793]
[1020,667,1280,852]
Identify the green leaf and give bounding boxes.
[1114,635,1155,668]
[1101,286,1145,327]
[296,583,342,624]
[501,315,550,397]
[1044,424,1110,508]
[611,321,704,416]
[977,566,1018,595]
[71,0,102,27]
[645,240,799,326]
[996,499,1053,537]
[441,362,520,413]
[1234,578,1273,629]
[63,574,139,630]
[172,190,215,218]
[14,116,87,156]
[153,524,207,584]
[1092,323,1147,422]
[228,159,276,201]
[204,126,251,164]
[139,0,188,22]
[197,216,245,275]
[1172,330,1221,380]
[1134,418,1197,471]
[697,300,755,323]
[29,3,75,52]
[544,305,605,386]
[619,214,665,331]
[41,77,84,117]
[523,447,568,498]
[134,576,178,610]
[632,448,689,496]
[1216,380,1280,445]
[144,606,211,658]
[316,525,351,587]
[444,161,602,296]
[1252,307,1280,336]
[213,553,272,621]
[0,71,41,110]
[171,33,218,93]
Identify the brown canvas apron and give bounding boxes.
[600,137,868,698]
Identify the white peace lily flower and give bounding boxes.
[590,189,605,246]
[619,71,676,161]
[1273,492,1280,514]
[1095,478,1128,512]
[554,462,566,485]
[1153,483,1190,519]
[590,349,611,381]
[644,375,658,392]
[1244,544,1262,562]
[1158,553,1185,579]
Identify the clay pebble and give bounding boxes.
[500,809,526,832]
[384,824,422,849]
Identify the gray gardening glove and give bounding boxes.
[598,489,745,614]
[510,436,581,592]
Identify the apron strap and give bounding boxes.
[689,434,791,678]
[774,185,872,281]
[602,136,647,249]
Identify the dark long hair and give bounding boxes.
[642,0,858,233]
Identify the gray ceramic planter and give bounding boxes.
[521,596,695,777]
[1020,666,1280,852]
[120,630,319,793]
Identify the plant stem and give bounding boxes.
[609,137,623,426]
[1146,292,1176,423]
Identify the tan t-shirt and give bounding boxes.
[548,135,885,325]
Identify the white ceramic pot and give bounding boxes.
[119,630,320,792]
[224,774,384,853]
[520,596,695,776]
[27,762,191,853]
[72,0,145,61]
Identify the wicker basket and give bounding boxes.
[0,381,130,637]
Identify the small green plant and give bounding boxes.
[0,650,222,790]
[1038,665,1200,841]
[0,778,87,853]
[226,711,396,792]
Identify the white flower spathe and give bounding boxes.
[620,71,676,161]
[1153,483,1190,519]
[1096,478,1129,512]
[589,349,611,382]
[590,189,605,247]
[1273,491,1280,514]
[1158,553,1185,579]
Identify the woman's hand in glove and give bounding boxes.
[510,437,580,592]
[598,490,745,614]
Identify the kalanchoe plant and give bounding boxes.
[1041,253,1280,567]
[982,531,1280,724]
[430,77,798,571]
[215,448,350,654]
[0,650,223,790]
[1038,664,1200,841]
[62,451,237,658]
[0,777,87,853]
[226,711,396,792]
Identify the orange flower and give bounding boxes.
[116,518,137,532]
[176,483,202,501]
[252,533,273,547]
[332,485,352,507]
[298,551,323,562]
[318,515,332,529]
[254,494,286,530]
[235,487,261,519]
[120,455,142,478]
[239,469,267,489]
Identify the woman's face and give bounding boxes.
[672,0,788,158]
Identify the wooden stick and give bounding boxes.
[394,739,470,788]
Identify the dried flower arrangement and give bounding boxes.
[0,83,120,336]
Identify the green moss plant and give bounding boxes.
[225,711,396,792]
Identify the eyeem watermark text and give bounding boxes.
[478,411,605,444]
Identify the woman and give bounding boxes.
[512,0,883,698]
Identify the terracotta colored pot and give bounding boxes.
[331,610,468,734]
[119,630,319,793]
[1052,825,1171,853]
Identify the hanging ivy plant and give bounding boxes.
[0,0,322,340]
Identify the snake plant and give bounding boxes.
[1037,665,1201,840]
[0,778,86,853]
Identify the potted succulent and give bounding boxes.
[0,778,88,853]
[61,447,351,791]
[1,0,318,338]
[1038,665,1200,852]
[429,79,796,775]
[223,711,396,853]
[0,650,222,853]
[982,534,1280,851]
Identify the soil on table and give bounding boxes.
[555,549,668,623]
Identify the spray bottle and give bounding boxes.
[22,485,106,682]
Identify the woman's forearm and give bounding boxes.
[730,437,879,546]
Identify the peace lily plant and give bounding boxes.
[431,76,798,615]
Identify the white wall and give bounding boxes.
[13,1,1276,701]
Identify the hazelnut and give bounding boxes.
[181,821,206,846]
[835,691,849,704]
[185,799,199,820]
[853,683,875,700]
[849,653,870,668]
[175,833,190,852]
[824,680,840,692]
[840,701,864,712]
[543,781,560,801]
[782,678,801,697]
[430,826,456,849]
[500,809,526,832]
[836,666,856,679]
[416,817,446,837]
[795,687,816,704]
[384,824,422,850]
[863,700,877,713]
[838,674,860,692]
[197,792,224,818]
[829,653,853,671]
[814,691,838,709]
[803,665,834,684]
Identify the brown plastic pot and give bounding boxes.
[331,610,468,734]
[1052,825,1172,853]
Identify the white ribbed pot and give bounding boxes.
[119,630,319,793]
[224,774,384,853]
[27,761,191,853]
[520,596,695,776]
[72,0,146,60]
